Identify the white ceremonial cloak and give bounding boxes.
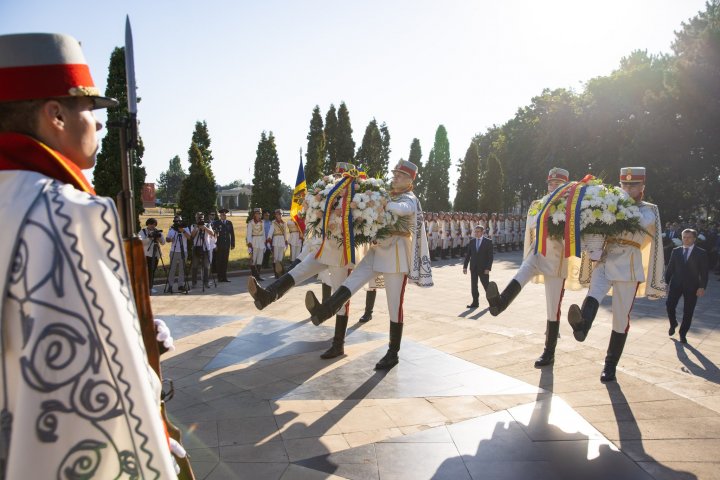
[0,171,175,479]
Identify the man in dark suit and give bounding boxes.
[463,225,493,308]
[665,228,709,343]
[213,208,235,282]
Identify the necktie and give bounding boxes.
[476,238,481,250]
[683,247,689,262]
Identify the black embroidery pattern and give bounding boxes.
[4,183,159,479]
[408,194,433,287]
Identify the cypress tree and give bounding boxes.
[356,119,384,177]
[336,102,355,164]
[453,141,481,212]
[324,104,338,173]
[408,138,424,203]
[178,142,216,218]
[424,125,451,211]
[190,120,213,164]
[93,46,146,221]
[479,153,504,213]
[379,122,391,178]
[305,105,326,184]
[250,131,282,211]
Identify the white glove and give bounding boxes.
[154,319,175,351]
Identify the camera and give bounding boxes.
[172,220,187,230]
[197,220,205,226]
[149,229,163,240]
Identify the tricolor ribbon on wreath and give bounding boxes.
[534,181,572,256]
[563,174,595,258]
[315,168,366,265]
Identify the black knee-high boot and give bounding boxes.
[534,321,559,367]
[486,279,522,316]
[600,331,627,382]
[306,286,352,326]
[322,283,332,303]
[359,290,376,323]
[568,296,600,342]
[375,322,403,370]
[320,315,348,359]
[248,273,295,310]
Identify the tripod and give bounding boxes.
[190,229,217,292]
[165,230,190,294]
[147,239,168,294]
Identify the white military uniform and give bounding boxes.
[288,220,303,261]
[452,218,462,249]
[246,219,266,265]
[587,201,665,332]
[271,219,289,263]
[441,217,452,249]
[514,199,570,322]
[504,217,513,247]
[342,191,433,322]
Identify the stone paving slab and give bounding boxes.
[154,251,720,479]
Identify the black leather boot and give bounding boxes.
[487,279,522,316]
[441,248,448,259]
[320,315,349,359]
[248,273,295,310]
[375,322,403,370]
[534,321,559,367]
[287,258,302,272]
[250,265,263,281]
[568,296,600,342]
[359,290,377,323]
[600,330,627,382]
[306,286,352,326]
[322,282,332,303]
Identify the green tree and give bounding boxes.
[155,155,186,204]
[479,153,504,213]
[356,119,384,177]
[407,139,425,203]
[453,141,481,212]
[423,125,451,211]
[250,131,282,211]
[279,182,292,210]
[93,46,146,221]
[324,104,338,173]
[379,122,391,177]
[190,120,214,164]
[178,141,216,218]
[336,102,356,164]
[305,105,326,184]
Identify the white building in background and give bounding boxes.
[217,186,252,210]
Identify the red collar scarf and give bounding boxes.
[0,132,95,194]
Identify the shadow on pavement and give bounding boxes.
[672,339,720,385]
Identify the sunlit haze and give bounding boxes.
[1,0,707,198]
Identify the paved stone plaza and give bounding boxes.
[153,251,720,480]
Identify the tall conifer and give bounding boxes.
[250,132,282,211]
[336,102,355,164]
[424,125,451,211]
[356,119,383,177]
[408,139,425,203]
[324,104,338,173]
[178,141,216,218]
[305,106,326,184]
[479,153,504,213]
[93,46,146,220]
[453,141,481,212]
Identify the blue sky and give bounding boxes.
[1,0,708,198]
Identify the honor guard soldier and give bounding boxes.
[247,207,267,280]
[486,167,571,367]
[567,167,665,382]
[504,213,513,251]
[305,160,434,369]
[248,162,361,359]
[214,208,235,282]
[0,32,177,477]
[287,215,303,261]
[271,208,289,278]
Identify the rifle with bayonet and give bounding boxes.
[111,16,195,480]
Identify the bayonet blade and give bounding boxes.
[125,15,138,115]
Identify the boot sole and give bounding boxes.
[374,359,398,370]
[486,282,501,316]
[247,277,268,310]
[306,292,324,326]
[534,357,554,368]
[567,305,587,342]
[320,349,345,359]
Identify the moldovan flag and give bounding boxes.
[290,157,306,234]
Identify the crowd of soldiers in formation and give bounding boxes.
[424,211,527,260]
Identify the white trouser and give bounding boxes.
[442,235,450,249]
[514,255,566,322]
[250,236,265,265]
[290,243,302,261]
[289,255,351,315]
[342,249,408,323]
[587,263,639,333]
[273,245,285,262]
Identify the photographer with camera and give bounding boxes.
[166,215,191,293]
[191,212,216,290]
[213,208,235,282]
[139,218,166,293]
